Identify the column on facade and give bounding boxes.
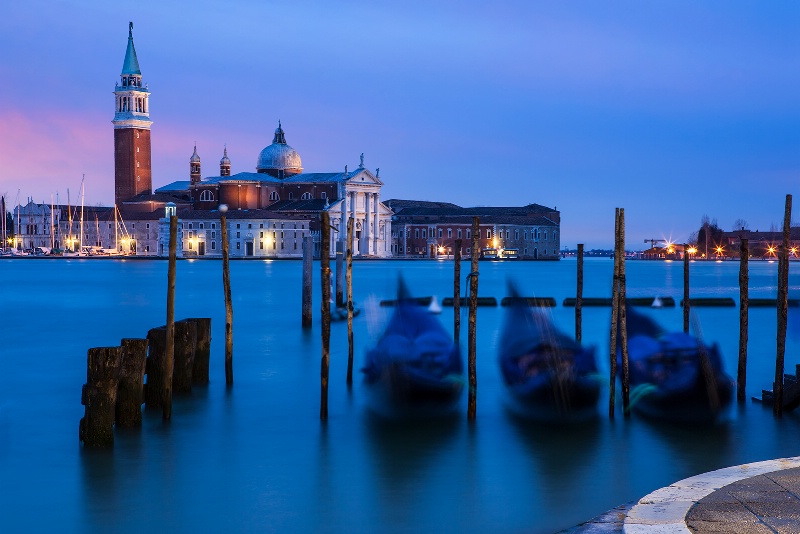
[363,192,371,255]
[372,192,379,254]
[349,191,356,253]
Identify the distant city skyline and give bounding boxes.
[1,1,798,249]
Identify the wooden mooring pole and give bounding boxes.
[320,212,331,421]
[454,238,462,344]
[576,243,584,342]
[774,194,792,416]
[79,347,123,447]
[468,218,479,421]
[683,243,690,333]
[336,240,344,308]
[608,209,620,419]
[302,235,313,328]
[164,214,177,420]
[737,238,749,403]
[618,209,630,418]
[346,218,355,387]
[221,205,234,386]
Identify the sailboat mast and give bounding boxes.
[1,195,6,251]
[50,195,54,250]
[16,189,20,251]
[114,205,118,253]
[80,175,85,255]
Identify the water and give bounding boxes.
[2,257,799,533]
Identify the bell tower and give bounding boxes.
[113,22,152,206]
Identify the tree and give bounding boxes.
[697,215,723,258]
[732,219,749,231]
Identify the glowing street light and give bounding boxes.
[715,245,724,257]
[688,247,697,255]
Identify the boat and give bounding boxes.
[480,248,499,260]
[498,284,601,421]
[619,306,734,423]
[361,278,463,418]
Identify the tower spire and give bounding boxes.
[121,21,141,75]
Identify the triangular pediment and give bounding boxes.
[346,168,383,186]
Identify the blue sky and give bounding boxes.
[0,1,797,248]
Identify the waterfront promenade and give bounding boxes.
[563,457,800,533]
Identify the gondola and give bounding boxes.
[619,306,734,424]
[362,279,463,418]
[498,284,601,421]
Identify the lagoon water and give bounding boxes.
[2,257,799,533]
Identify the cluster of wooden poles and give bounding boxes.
[314,195,794,421]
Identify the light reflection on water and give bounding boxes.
[1,258,799,533]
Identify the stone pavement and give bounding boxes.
[686,466,800,533]
[559,457,800,534]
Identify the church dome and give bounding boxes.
[220,146,231,166]
[256,122,303,176]
[190,145,201,163]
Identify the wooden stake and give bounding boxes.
[336,240,344,308]
[302,235,313,328]
[619,209,630,418]
[683,243,690,333]
[737,238,749,403]
[576,243,584,342]
[454,238,462,344]
[221,208,233,386]
[164,214,177,420]
[320,212,331,421]
[774,194,792,416]
[346,218,355,387]
[468,218,479,420]
[608,209,620,419]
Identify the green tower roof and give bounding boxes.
[121,22,141,76]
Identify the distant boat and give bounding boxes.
[498,283,601,421]
[427,296,442,314]
[362,278,463,418]
[619,306,734,424]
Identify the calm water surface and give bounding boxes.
[2,258,799,533]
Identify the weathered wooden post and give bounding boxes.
[684,243,690,333]
[115,338,148,427]
[468,217,480,421]
[320,212,332,420]
[79,346,123,447]
[220,205,233,386]
[346,218,355,387]
[336,240,344,308]
[144,326,166,408]
[737,238,749,403]
[618,209,630,417]
[608,209,620,419]
[576,243,584,342]
[454,238,462,344]
[172,319,197,393]
[302,235,313,328]
[774,194,792,416]
[188,317,211,385]
[164,214,177,420]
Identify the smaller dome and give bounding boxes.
[220,146,231,166]
[190,145,201,163]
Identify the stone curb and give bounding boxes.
[622,456,800,533]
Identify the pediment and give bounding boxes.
[346,168,383,186]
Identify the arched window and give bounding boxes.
[200,190,214,201]
[269,191,279,201]
[301,192,312,200]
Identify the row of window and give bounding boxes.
[397,246,559,256]
[197,190,329,202]
[402,227,558,241]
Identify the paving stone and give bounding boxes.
[762,517,800,534]
[686,519,774,533]
[626,500,695,524]
[686,502,759,523]
[745,500,800,520]
[623,522,689,533]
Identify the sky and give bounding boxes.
[0,0,798,249]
